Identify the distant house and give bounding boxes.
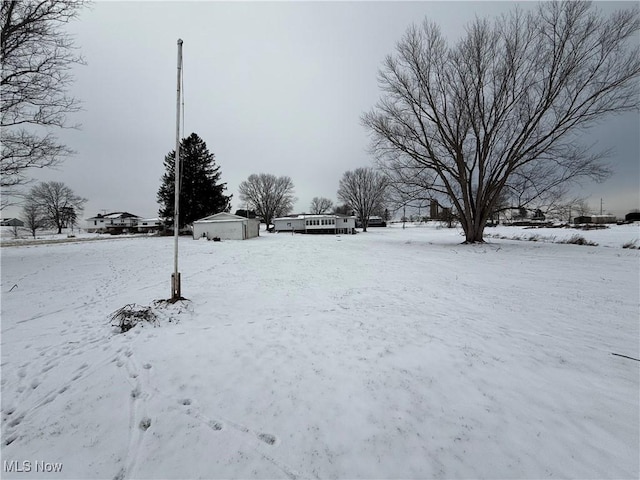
[355,216,387,228]
[0,218,24,227]
[86,212,142,233]
[273,214,356,234]
[574,215,617,225]
[192,212,260,240]
[625,212,640,222]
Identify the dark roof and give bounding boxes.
[87,212,140,220]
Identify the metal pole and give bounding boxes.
[172,39,183,300]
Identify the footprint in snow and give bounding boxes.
[139,417,152,431]
[257,433,277,445]
[208,420,223,431]
[180,398,191,406]
[8,414,25,428]
[41,364,55,373]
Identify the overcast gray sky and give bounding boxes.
[13,1,640,219]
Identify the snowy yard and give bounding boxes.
[1,224,638,479]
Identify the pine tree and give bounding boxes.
[158,133,231,228]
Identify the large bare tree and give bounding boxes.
[309,197,334,214]
[363,1,639,243]
[1,0,86,205]
[337,167,387,232]
[238,173,295,230]
[25,181,86,233]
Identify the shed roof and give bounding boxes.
[194,212,256,223]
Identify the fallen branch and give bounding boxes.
[611,353,640,362]
[110,304,158,333]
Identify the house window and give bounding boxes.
[94,221,97,225]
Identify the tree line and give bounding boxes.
[4,1,638,243]
[156,132,390,233]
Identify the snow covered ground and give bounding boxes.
[1,224,638,479]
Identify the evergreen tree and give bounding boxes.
[158,133,231,228]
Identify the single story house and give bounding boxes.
[0,218,24,227]
[193,212,260,240]
[273,214,356,234]
[86,212,141,233]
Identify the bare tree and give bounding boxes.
[22,199,47,238]
[238,174,295,230]
[1,0,86,206]
[337,167,388,232]
[309,197,334,214]
[25,181,86,233]
[364,1,639,243]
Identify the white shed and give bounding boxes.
[192,212,260,240]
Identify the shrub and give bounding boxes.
[560,235,598,246]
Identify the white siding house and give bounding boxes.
[273,214,356,234]
[137,218,163,233]
[192,212,260,240]
[85,212,141,233]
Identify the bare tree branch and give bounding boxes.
[25,180,86,233]
[1,0,86,197]
[337,167,387,232]
[239,174,296,230]
[309,197,334,214]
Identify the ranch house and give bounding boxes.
[273,214,356,234]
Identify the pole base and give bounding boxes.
[171,272,181,302]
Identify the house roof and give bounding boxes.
[0,218,24,226]
[274,214,356,221]
[86,212,141,220]
[194,212,257,223]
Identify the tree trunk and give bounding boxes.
[463,225,485,243]
[460,209,488,243]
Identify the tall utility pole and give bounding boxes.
[171,39,183,301]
